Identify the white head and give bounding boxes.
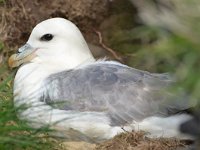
[9,18,95,73]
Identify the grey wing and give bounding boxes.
[42,63,193,126]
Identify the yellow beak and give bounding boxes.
[8,43,37,68]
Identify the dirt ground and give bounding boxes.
[0,0,193,149]
[0,0,109,46]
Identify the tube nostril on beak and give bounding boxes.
[18,43,31,53]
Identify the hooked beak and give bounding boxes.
[8,43,37,68]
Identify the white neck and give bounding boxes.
[32,55,95,74]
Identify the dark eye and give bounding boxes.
[40,34,54,41]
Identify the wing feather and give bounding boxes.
[42,62,192,126]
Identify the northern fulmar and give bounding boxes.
[8,18,194,140]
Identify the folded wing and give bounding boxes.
[42,62,193,126]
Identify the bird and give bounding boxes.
[8,17,195,141]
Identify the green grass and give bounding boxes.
[0,66,56,150]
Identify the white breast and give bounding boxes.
[14,63,49,107]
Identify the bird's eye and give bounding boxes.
[40,34,54,41]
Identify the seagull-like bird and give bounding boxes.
[9,18,195,140]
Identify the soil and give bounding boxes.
[0,0,109,47]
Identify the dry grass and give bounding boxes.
[0,0,109,48]
[95,131,189,150]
